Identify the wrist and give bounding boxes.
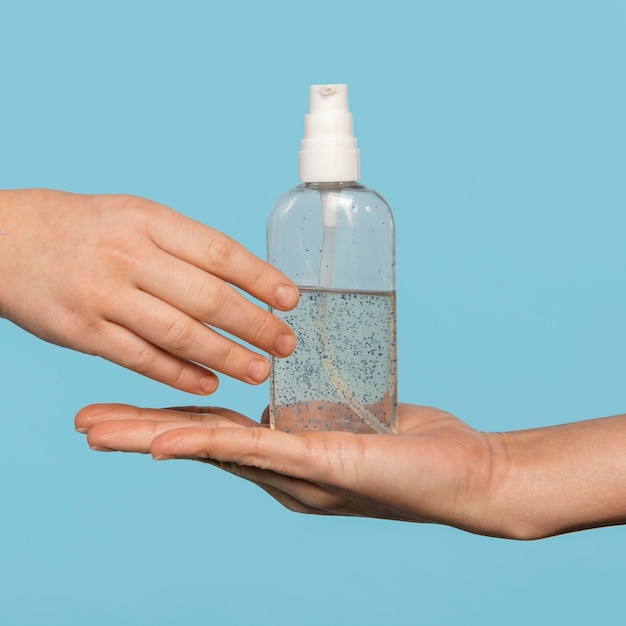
[438,430,534,540]
[480,427,579,540]
[481,415,626,540]
[479,430,549,540]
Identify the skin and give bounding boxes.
[75,402,626,540]
[0,189,298,393]
[8,190,623,540]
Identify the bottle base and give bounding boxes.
[270,398,397,435]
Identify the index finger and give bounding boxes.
[149,426,360,484]
[149,204,299,311]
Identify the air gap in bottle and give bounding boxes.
[268,84,397,434]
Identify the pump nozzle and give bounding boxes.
[299,83,360,183]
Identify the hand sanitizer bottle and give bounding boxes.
[267,84,397,434]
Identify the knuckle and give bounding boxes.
[246,310,275,346]
[219,341,241,372]
[112,193,153,218]
[205,234,236,272]
[82,314,108,339]
[70,316,109,355]
[132,343,162,376]
[164,317,197,352]
[245,264,270,293]
[195,279,228,319]
[133,344,193,391]
[169,361,193,390]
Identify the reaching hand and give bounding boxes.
[0,189,298,393]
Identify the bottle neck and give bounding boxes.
[302,181,360,190]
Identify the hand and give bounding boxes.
[75,402,497,534]
[76,401,626,540]
[0,189,298,393]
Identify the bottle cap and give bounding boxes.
[299,84,360,183]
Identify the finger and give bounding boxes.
[200,456,414,522]
[214,462,326,515]
[255,483,331,516]
[260,406,270,425]
[183,456,324,515]
[148,207,299,310]
[108,290,274,385]
[133,252,296,357]
[255,484,324,515]
[87,321,220,394]
[75,404,256,433]
[152,428,393,519]
[165,406,260,428]
[208,457,345,516]
[86,419,169,453]
[149,426,362,486]
[86,417,245,453]
[76,403,146,432]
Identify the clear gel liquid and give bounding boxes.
[270,288,398,434]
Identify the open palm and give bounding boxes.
[76,402,496,533]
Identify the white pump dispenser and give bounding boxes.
[267,83,398,434]
[299,84,360,183]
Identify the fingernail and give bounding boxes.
[90,445,114,452]
[275,285,299,310]
[248,357,270,382]
[75,426,88,434]
[153,454,173,461]
[274,332,296,357]
[199,375,218,394]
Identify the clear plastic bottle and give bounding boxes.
[267,84,397,434]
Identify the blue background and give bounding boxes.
[1,1,625,624]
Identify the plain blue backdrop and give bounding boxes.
[1,1,625,624]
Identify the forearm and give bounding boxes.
[0,188,30,320]
[484,414,626,540]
